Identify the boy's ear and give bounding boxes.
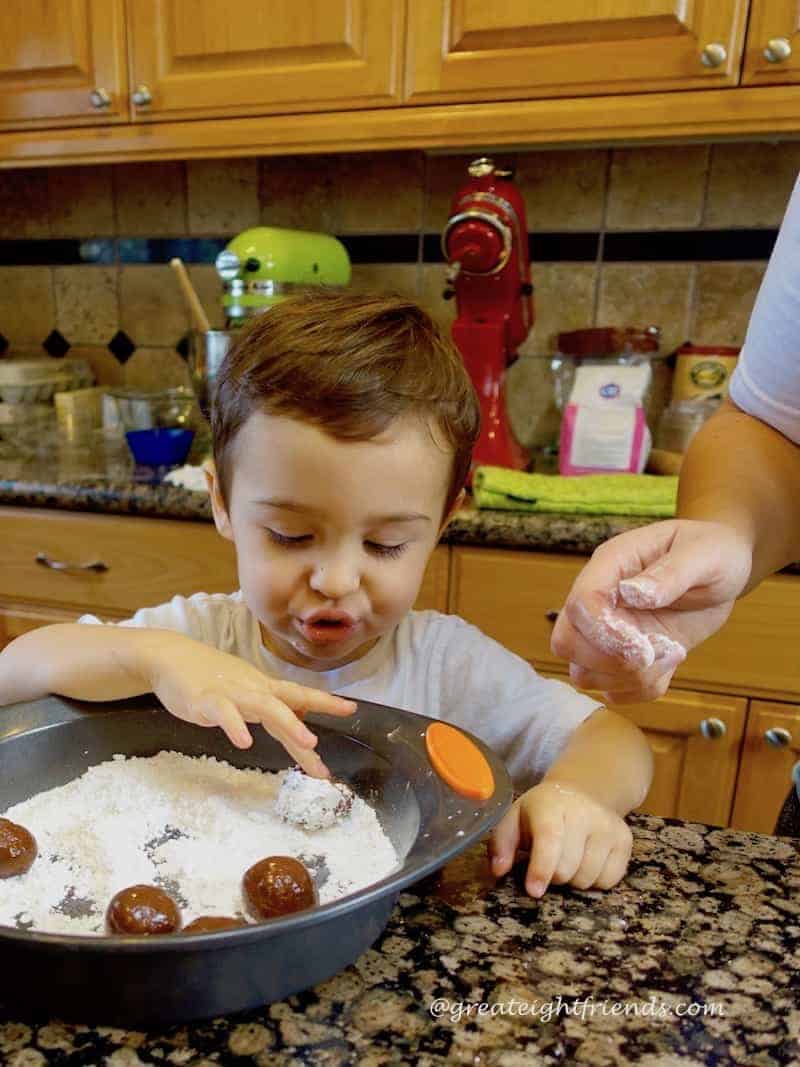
[438,488,467,537]
[204,460,234,542]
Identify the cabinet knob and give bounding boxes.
[765,726,792,748]
[132,84,152,107]
[700,717,726,740]
[764,37,792,63]
[701,43,727,68]
[89,88,111,110]
[35,552,108,574]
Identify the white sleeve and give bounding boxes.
[729,174,800,444]
[77,594,216,646]
[434,616,601,794]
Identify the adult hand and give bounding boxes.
[550,519,753,703]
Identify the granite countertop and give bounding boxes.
[2,815,798,1065]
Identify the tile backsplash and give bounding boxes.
[0,141,794,450]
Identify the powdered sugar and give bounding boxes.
[0,752,398,936]
[275,767,353,831]
[618,575,662,610]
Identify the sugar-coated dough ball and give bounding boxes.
[107,884,182,935]
[0,818,37,879]
[243,856,318,920]
[275,767,354,831]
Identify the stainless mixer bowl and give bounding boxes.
[0,694,512,1026]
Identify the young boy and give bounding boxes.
[0,291,652,899]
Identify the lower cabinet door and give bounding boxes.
[731,700,800,835]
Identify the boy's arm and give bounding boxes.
[541,707,653,816]
[0,623,158,706]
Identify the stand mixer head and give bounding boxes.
[442,157,534,475]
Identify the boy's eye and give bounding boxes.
[366,541,408,559]
[266,529,312,546]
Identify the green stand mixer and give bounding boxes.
[188,226,351,417]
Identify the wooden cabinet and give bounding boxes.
[742,0,800,85]
[0,0,129,128]
[405,0,749,103]
[126,0,405,121]
[731,700,800,833]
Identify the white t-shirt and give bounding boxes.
[78,593,600,793]
[729,175,800,443]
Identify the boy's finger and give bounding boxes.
[489,806,522,877]
[525,817,564,898]
[240,691,320,750]
[199,694,252,749]
[593,843,632,890]
[550,824,587,887]
[569,834,610,890]
[281,735,331,780]
[270,681,357,718]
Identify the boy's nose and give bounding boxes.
[309,558,361,599]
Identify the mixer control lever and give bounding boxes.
[520,282,533,296]
[443,289,455,301]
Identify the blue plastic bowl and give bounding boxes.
[125,428,194,467]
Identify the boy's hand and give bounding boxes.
[488,780,633,898]
[138,631,356,778]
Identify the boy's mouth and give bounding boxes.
[296,611,357,647]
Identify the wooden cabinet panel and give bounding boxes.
[0,0,128,128]
[0,604,83,651]
[450,547,800,700]
[127,0,405,120]
[742,0,800,86]
[406,0,748,103]
[731,700,800,834]
[0,508,447,619]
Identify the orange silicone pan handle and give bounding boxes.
[425,721,495,801]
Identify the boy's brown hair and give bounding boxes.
[211,289,480,519]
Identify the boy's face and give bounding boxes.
[208,410,462,671]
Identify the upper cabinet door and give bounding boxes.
[406,0,749,103]
[742,0,800,85]
[0,0,128,128]
[127,0,405,121]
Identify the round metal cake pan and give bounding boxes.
[0,694,512,1026]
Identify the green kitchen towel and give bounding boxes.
[472,467,678,516]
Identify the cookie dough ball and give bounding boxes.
[183,915,247,934]
[0,818,37,879]
[107,884,182,935]
[243,856,318,920]
[275,767,354,831]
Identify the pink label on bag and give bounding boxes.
[559,404,649,475]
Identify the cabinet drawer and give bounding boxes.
[0,508,238,616]
[450,547,800,698]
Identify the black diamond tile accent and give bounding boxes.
[42,329,71,358]
[108,330,136,364]
[175,333,190,360]
[0,332,8,356]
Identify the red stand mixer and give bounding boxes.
[442,157,534,476]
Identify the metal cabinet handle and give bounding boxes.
[701,43,727,68]
[544,610,559,624]
[765,727,792,748]
[700,717,726,740]
[35,552,108,574]
[764,37,792,63]
[131,84,152,107]
[89,87,111,109]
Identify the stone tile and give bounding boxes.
[506,356,562,453]
[54,267,118,345]
[187,158,259,235]
[66,345,124,388]
[606,146,709,230]
[120,265,189,347]
[0,169,50,238]
[260,151,423,233]
[0,267,55,345]
[186,264,227,330]
[597,263,694,354]
[522,263,598,354]
[348,263,421,301]
[705,143,800,228]
[114,162,186,235]
[690,263,766,346]
[48,166,114,237]
[123,347,193,391]
[419,263,455,332]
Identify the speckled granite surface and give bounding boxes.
[1,815,797,1065]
